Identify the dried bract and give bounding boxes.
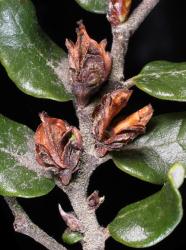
[93,89,132,141]
[107,0,132,26]
[93,89,153,157]
[34,112,83,185]
[66,22,112,106]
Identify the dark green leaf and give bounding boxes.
[134,61,186,101]
[0,0,72,102]
[0,115,55,198]
[108,164,184,248]
[112,112,186,184]
[62,230,83,245]
[74,0,107,13]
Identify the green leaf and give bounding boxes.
[0,115,55,198]
[74,0,107,14]
[0,0,72,102]
[133,61,186,101]
[62,230,83,245]
[112,112,186,184]
[108,164,184,248]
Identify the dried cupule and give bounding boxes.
[34,112,83,185]
[66,21,112,107]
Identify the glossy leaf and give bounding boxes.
[112,112,186,184]
[0,115,55,198]
[0,0,72,102]
[74,0,107,13]
[108,164,184,248]
[62,230,83,245]
[133,61,186,101]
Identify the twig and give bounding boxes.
[126,0,160,35]
[55,105,110,250]
[110,0,160,87]
[4,197,67,250]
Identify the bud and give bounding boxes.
[34,112,83,185]
[92,89,153,157]
[66,21,112,106]
[87,191,105,210]
[58,204,82,232]
[107,0,132,26]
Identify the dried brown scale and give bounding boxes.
[66,22,112,106]
[111,104,153,135]
[92,89,132,141]
[108,0,132,26]
[34,112,83,185]
[93,90,153,157]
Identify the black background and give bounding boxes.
[0,0,186,249]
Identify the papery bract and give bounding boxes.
[93,90,153,156]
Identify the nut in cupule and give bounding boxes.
[34,112,83,185]
[93,89,153,157]
[66,21,112,107]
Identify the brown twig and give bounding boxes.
[55,105,111,250]
[110,0,160,87]
[4,197,67,250]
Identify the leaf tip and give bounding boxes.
[168,162,185,189]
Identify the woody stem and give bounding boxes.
[55,104,110,250]
[57,160,106,250]
[4,197,67,250]
[110,0,160,88]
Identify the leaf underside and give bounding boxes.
[112,112,186,184]
[0,115,55,198]
[134,61,186,101]
[0,0,72,102]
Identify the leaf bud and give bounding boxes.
[87,191,105,209]
[58,204,83,232]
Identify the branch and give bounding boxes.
[55,105,111,250]
[4,197,67,250]
[126,0,160,35]
[110,0,160,86]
